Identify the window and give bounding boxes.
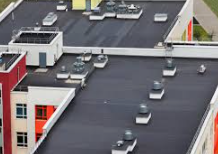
[36,133,42,142]
[16,104,27,119]
[36,106,47,120]
[17,132,27,147]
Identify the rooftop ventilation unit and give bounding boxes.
[106,0,116,12]
[149,81,165,100]
[154,13,168,22]
[116,1,143,20]
[112,130,137,154]
[57,0,67,11]
[123,130,134,141]
[197,64,206,74]
[42,12,58,26]
[81,51,92,62]
[93,7,101,14]
[117,1,127,14]
[73,57,85,73]
[163,59,177,77]
[57,65,70,79]
[136,103,151,124]
[70,57,88,80]
[94,54,108,68]
[116,140,124,147]
[61,65,66,72]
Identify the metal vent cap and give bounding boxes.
[139,103,149,114]
[153,81,163,90]
[61,66,66,72]
[123,130,134,141]
[166,59,174,68]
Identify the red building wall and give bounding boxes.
[0,55,26,154]
[188,20,193,41]
[35,106,56,142]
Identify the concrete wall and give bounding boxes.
[190,110,214,154]
[72,0,86,10]
[10,87,74,154]
[189,87,218,154]
[8,32,63,67]
[0,45,8,52]
[10,92,28,154]
[91,0,102,9]
[63,45,218,59]
[0,0,23,23]
[43,89,75,133]
[26,87,73,153]
[165,0,193,41]
[29,88,76,154]
[73,0,102,10]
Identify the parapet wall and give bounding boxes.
[63,45,218,59]
[165,0,193,41]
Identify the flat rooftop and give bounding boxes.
[0,53,20,71]
[35,56,218,154]
[14,54,93,91]
[0,1,184,48]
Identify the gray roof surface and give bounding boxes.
[14,54,93,91]
[0,53,20,70]
[35,56,218,154]
[0,1,184,48]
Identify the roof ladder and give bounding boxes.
[165,41,173,59]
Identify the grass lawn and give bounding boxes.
[204,0,218,18]
[193,25,212,41]
[0,0,17,13]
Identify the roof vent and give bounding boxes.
[198,64,206,74]
[153,81,163,90]
[73,57,85,73]
[97,55,105,61]
[123,130,134,141]
[35,22,39,27]
[93,7,101,14]
[138,103,149,114]
[118,0,127,13]
[166,59,174,68]
[116,140,124,147]
[106,0,116,12]
[61,65,66,72]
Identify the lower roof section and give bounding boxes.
[0,1,184,48]
[35,56,218,154]
[14,54,93,91]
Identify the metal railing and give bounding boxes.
[186,104,211,154]
[20,27,59,32]
[14,37,56,44]
[12,27,59,44]
[14,85,28,91]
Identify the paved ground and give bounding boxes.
[194,0,218,41]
